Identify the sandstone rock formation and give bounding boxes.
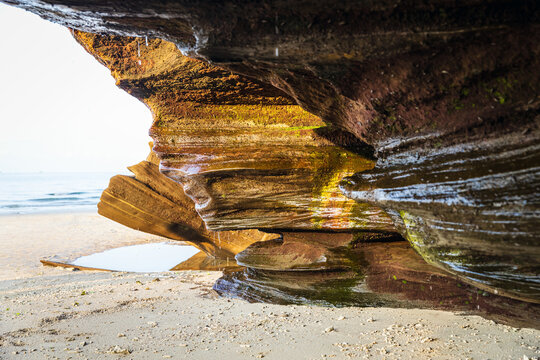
[3,0,538,303]
[98,153,277,258]
[216,241,540,328]
[235,231,402,271]
[75,32,395,233]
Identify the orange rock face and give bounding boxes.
[75,31,395,233]
[98,156,278,257]
[2,1,537,305]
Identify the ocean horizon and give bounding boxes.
[0,172,118,215]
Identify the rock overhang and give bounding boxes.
[3,0,539,303]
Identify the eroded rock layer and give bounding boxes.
[340,129,540,302]
[3,0,538,303]
[75,32,395,232]
[215,241,540,328]
[98,155,277,258]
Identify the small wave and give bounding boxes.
[2,204,23,209]
[0,173,108,214]
[30,197,83,202]
[46,191,88,196]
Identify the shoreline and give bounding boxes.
[0,207,101,217]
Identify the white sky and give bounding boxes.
[0,3,153,173]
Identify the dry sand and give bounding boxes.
[1,212,539,359]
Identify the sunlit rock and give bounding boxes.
[3,0,538,304]
[76,32,395,232]
[98,154,277,257]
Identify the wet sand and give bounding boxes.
[0,212,164,281]
[0,212,539,359]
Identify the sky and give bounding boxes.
[0,3,153,173]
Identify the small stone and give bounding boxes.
[117,333,126,338]
[107,345,131,355]
[324,326,335,333]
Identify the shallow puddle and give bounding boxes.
[71,242,200,272]
[41,242,241,273]
[43,242,199,272]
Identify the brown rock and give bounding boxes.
[98,159,277,257]
[75,32,395,232]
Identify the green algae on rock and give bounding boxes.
[75,31,395,232]
[215,241,540,329]
[340,129,540,303]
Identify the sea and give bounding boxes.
[0,172,118,215]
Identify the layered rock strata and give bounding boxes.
[3,0,538,303]
[340,132,540,302]
[75,32,395,233]
[98,153,277,257]
[216,240,540,328]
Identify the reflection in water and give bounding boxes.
[42,245,241,273]
[214,242,540,329]
[171,251,242,272]
[70,242,199,272]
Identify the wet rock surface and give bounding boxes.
[341,129,540,303]
[98,155,278,257]
[1,0,538,308]
[216,241,540,329]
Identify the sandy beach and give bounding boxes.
[0,212,164,281]
[1,212,539,359]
